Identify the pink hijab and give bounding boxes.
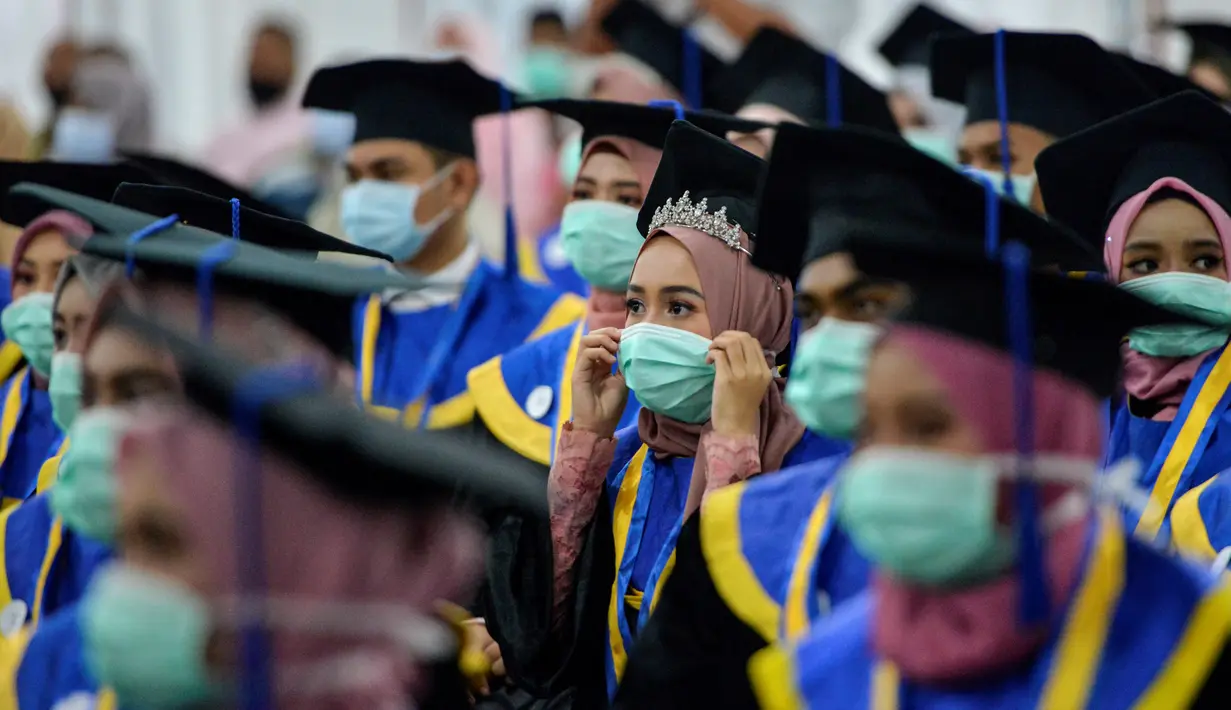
[589,58,680,105]
[632,225,803,513]
[579,135,663,331]
[116,407,483,710]
[872,327,1100,683]
[12,210,92,296]
[1105,177,1231,421]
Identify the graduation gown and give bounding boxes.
[518,225,588,298]
[355,260,585,429]
[747,510,1231,710]
[614,455,870,709]
[468,320,641,467]
[0,370,61,512]
[1107,345,1231,546]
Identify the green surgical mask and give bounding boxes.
[618,322,715,424]
[49,351,82,431]
[962,167,1038,208]
[49,407,130,543]
[558,132,583,190]
[559,200,644,291]
[904,128,955,165]
[785,318,881,440]
[524,47,573,100]
[83,564,224,709]
[1120,272,1231,357]
[836,448,1017,586]
[1,292,55,376]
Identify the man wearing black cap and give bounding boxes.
[303,58,584,429]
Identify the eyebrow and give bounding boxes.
[613,180,641,190]
[626,284,705,300]
[574,176,597,185]
[1187,237,1224,250]
[1123,240,1159,251]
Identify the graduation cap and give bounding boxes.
[877,3,976,69]
[120,152,289,218]
[709,27,899,134]
[110,183,391,261]
[302,58,513,158]
[637,120,764,239]
[103,305,546,516]
[10,183,418,359]
[521,98,769,150]
[752,122,1100,284]
[600,0,726,108]
[846,240,1186,398]
[930,31,1155,138]
[1173,22,1231,63]
[0,161,160,227]
[1035,91,1231,247]
[1113,52,1218,100]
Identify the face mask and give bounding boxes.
[784,318,881,440]
[50,109,116,164]
[618,322,715,423]
[962,167,1037,207]
[340,166,457,262]
[523,47,573,100]
[82,565,223,709]
[309,109,356,158]
[49,407,131,542]
[558,131,583,190]
[904,128,956,165]
[248,78,287,109]
[49,351,82,431]
[1,292,55,376]
[559,200,644,291]
[1120,272,1231,356]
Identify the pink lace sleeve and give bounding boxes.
[701,431,761,498]
[548,421,618,632]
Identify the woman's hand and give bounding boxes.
[464,620,505,696]
[571,327,629,439]
[708,331,772,438]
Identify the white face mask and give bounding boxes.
[51,108,116,163]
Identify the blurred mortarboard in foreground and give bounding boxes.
[302,58,513,158]
[120,152,289,218]
[1036,91,1231,245]
[930,31,1155,138]
[710,27,898,134]
[105,305,546,516]
[600,0,726,107]
[845,242,1188,397]
[877,3,976,69]
[521,98,769,150]
[753,122,1099,283]
[10,183,418,359]
[0,161,159,227]
[1170,22,1231,63]
[111,184,391,261]
[1112,51,1219,100]
[637,120,765,240]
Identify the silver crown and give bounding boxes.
[648,191,745,250]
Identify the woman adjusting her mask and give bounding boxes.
[1037,90,1231,556]
[551,120,845,700]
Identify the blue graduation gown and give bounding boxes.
[354,260,585,429]
[1107,345,1231,546]
[0,371,61,512]
[748,510,1231,710]
[8,603,120,710]
[518,224,588,297]
[468,320,640,466]
[603,424,848,696]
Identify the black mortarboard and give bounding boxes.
[9,183,417,359]
[845,242,1187,397]
[110,184,391,261]
[0,161,160,227]
[1035,91,1231,246]
[522,98,768,150]
[710,27,899,134]
[600,0,726,107]
[637,120,764,239]
[1174,22,1231,62]
[877,3,976,68]
[930,31,1155,138]
[105,306,545,516]
[1113,52,1218,100]
[753,122,1099,283]
[302,58,511,158]
[120,152,289,218]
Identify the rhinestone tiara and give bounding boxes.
[648,191,745,250]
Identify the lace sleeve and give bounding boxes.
[700,431,761,500]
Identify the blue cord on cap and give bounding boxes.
[960,167,1002,258]
[993,30,1016,202]
[825,54,842,127]
[124,214,180,278]
[230,365,323,710]
[681,28,702,109]
[500,85,519,280]
[230,197,242,240]
[1002,240,1049,625]
[649,99,687,121]
[196,240,240,340]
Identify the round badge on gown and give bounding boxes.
[526,385,554,420]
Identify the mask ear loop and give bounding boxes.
[648,99,686,121]
[231,197,242,240]
[500,86,519,280]
[125,214,181,278]
[681,28,702,109]
[825,54,842,127]
[231,365,323,710]
[196,240,240,341]
[993,29,1016,202]
[1002,240,1049,625]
